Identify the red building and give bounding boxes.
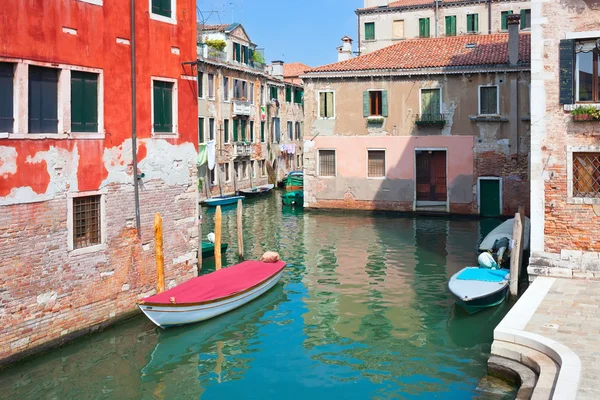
[0,0,199,364]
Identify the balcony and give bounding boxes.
[234,142,253,158]
[233,100,251,116]
[414,114,448,127]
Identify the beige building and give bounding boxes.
[302,22,530,216]
[197,23,304,197]
[357,0,531,54]
[529,1,600,278]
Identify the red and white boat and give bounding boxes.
[138,260,286,328]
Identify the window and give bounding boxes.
[296,155,301,168]
[198,71,203,98]
[252,160,257,178]
[501,11,513,31]
[520,9,531,29]
[319,150,336,177]
[573,153,600,198]
[270,85,278,101]
[294,88,303,104]
[261,121,265,142]
[369,91,382,116]
[479,86,499,115]
[365,22,375,41]
[198,117,204,143]
[467,14,479,33]
[285,86,292,103]
[295,121,301,140]
[210,168,216,185]
[224,119,229,143]
[242,161,248,179]
[29,66,58,133]
[392,20,405,39]
[319,91,334,119]
[287,121,293,140]
[364,90,388,117]
[151,0,171,18]
[233,43,241,62]
[223,77,229,101]
[73,195,102,250]
[445,16,456,36]
[421,88,442,117]
[368,150,385,178]
[71,71,98,132]
[241,119,247,141]
[209,118,215,141]
[241,45,248,64]
[261,160,266,176]
[261,85,265,105]
[419,18,430,38]
[223,163,231,182]
[208,74,214,98]
[0,63,14,133]
[273,117,281,143]
[153,80,173,133]
[250,83,254,104]
[241,81,248,100]
[233,119,239,142]
[575,40,600,102]
[250,121,254,142]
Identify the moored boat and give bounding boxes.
[203,195,245,207]
[479,216,531,266]
[138,260,286,328]
[285,171,303,191]
[201,241,228,259]
[282,190,303,207]
[238,184,274,198]
[448,264,510,314]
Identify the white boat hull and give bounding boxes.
[139,270,284,328]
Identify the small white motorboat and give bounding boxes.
[138,260,286,328]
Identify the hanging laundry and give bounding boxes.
[207,140,216,170]
[287,144,296,154]
[197,143,208,167]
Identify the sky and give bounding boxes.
[197,0,364,68]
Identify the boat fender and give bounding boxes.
[260,251,280,263]
[478,252,499,269]
[207,232,215,243]
[170,297,176,304]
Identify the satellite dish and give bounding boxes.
[596,38,600,51]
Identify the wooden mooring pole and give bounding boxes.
[510,206,525,298]
[215,206,222,270]
[154,213,165,294]
[197,207,203,274]
[237,199,244,260]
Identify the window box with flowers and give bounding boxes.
[571,105,600,122]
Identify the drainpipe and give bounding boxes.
[435,0,439,38]
[357,12,361,56]
[131,0,141,238]
[487,0,492,34]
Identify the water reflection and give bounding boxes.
[0,194,513,399]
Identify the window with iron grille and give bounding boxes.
[479,86,498,115]
[573,153,600,198]
[368,150,386,178]
[73,195,101,249]
[319,150,336,177]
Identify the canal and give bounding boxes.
[0,192,515,399]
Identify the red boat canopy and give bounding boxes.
[140,260,286,306]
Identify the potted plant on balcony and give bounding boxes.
[367,116,385,126]
[571,105,600,122]
[251,51,265,65]
[205,39,226,59]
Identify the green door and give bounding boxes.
[480,179,501,217]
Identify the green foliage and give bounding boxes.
[571,105,600,120]
[205,39,226,52]
[251,51,265,64]
[198,178,204,191]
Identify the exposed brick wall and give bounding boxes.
[0,181,198,365]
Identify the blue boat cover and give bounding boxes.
[457,268,509,282]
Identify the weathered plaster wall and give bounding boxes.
[304,135,475,211]
[0,0,199,363]
[529,0,600,278]
[359,1,531,53]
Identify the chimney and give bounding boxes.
[364,0,388,7]
[271,60,284,79]
[507,14,520,65]
[338,36,354,62]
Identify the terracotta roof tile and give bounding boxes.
[283,62,312,78]
[199,24,230,32]
[307,34,530,74]
[358,0,468,11]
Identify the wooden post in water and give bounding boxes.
[236,199,244,260]
[215,206,222,270]
[510,206,525,298]
[197,207,203,274]
[154,213,165,294]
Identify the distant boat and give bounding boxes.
[285,171,303,191]
[479,217,531,266]
[239,184,274,198]
[282,190,303,207]
[138,260,286,328]
[201,241,228,259]
[203,195,245,207]
[448,265,510,314]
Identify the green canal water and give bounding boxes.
[0,192,515,399]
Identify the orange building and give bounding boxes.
[0,0,199,364]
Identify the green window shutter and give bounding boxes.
[419,19,423,37]
[0,63,14,133]
[163,83,173,132]
[365,22,375,40]
[224,119,229,143]
[153,82,163,131]
[233,119,239,142]
[474,14,479,32]
[250,121,254,142]
[501,11,513,30]
[29,66,58,133]
[559,39,575,104]
[520,9,528,29]
[261,121,265,142]
[198,118,204,143]
[71,72,99,133]
[445,16,451,36]
[382,90,388,117]
[363,91,369,117]
[241,119,246,141]
[425,18,430,37]
[71,73,84,132]
[286,86,291,102]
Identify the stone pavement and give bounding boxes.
[522,278,600,400]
